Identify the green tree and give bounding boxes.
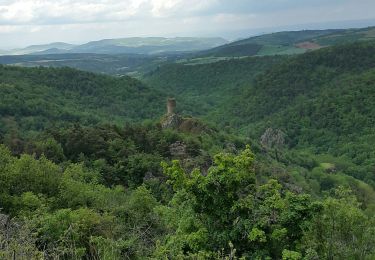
[157,146,314,258]
[301,187,375,259]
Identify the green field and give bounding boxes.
[257,45,306,56]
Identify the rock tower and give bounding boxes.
[162,98,181,129]
[167,98,176,115]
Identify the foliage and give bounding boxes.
[0,139,374,259]
[0,65,164,135]
[301,187,375,259]
[1,36,375,259]
[144,55,284,118]
[147,41,375,187]
[156,146,318,258]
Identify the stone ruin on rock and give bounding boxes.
[167,98,176,115]
[161,98,182,129]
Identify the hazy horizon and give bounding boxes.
[1,0,375,49]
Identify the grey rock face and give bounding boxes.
[161,114,182,129]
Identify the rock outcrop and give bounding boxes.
[160,98,215,135]
[161,113,182,129]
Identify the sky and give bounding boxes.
[1,0,375,48]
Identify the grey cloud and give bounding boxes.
[0,0,217,25]
[0,0,375,48]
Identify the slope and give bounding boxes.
[1,37,227,56]
[8,42,76,55]
[219,41,375,185]
[199,26,375,57]
[0,65,165,136]
[0,53,162,76]
[3,27,375,76]
[144,55,285,116]
[145,40,375,186]
[70,37,228,55]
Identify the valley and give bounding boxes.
[1,26,375,259]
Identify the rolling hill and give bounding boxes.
[197,26,375,57]
[8,42,76,55]
[198,29,338,57]
[2,37,228,56]
[144,55,285,116]
[69,37,228,54]
[0,65,165,136]
[0,37,229,76]
[0,53,165,76]
[2,27,375,76]
[145,40,375,186]
[1,34,375,260]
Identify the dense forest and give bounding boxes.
[1,35,375,259]
[146,41,375,187]
[0,65,164,136]
[1,133,375,259]
[144,56,285,116]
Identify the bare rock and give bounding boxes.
[170,141,187,158]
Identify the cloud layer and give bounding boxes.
[0,0,219,25]
[1,0,375,48]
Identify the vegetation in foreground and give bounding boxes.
[1,139,374,259]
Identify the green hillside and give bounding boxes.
[198,26,375,57]
[144,55,285,116]
[3,42,76,55]
[313,26,375,45]
[235,29,340,46]
[0,53,164,76]
[233,41,375,184]
[232,42,375,135]
[146,41,375,187]
[1,40,375,259]
[199,42,263,57]
[2,27,375,77]
[0,65,164,136]
[63,37,228,55]
[2,37,228,56]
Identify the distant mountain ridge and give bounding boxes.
[198,26,375,57]
[8,42,76,55]
[2,26,375,77]
[3,26,375,57]
[3,37,228,56]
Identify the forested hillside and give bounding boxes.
[229,41,375,186]
[0,53,162,76]
[0,65,164,137]
[1,37,375,259]
[146,41,375,187]
[1,135,375,259]
[145,56,285,116]
[2,27,375,77]
[2,37,228,55]
[196,26,375,57]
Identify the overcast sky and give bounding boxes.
[1,0,375,48]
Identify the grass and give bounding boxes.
[364,28,375,38]
[179,57,233,65]
[257,45,306,56]
[320,162,336,170]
